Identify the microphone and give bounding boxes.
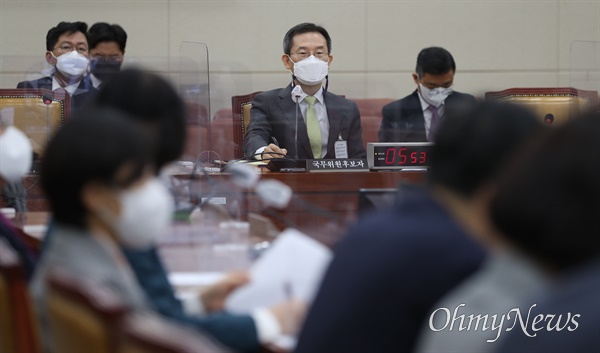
[227,163,260,189]
[255,179,293,209]
[42,94,52,142]
[544,113,554,125]
[291,85,303,160]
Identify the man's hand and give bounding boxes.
[200,271,250,313]
[262,143,287,160]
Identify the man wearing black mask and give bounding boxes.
[87,23,127,89]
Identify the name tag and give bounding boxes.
[334,136,348,159]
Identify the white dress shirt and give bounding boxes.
[51,76,82,96]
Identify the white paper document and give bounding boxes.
[225,228,332,312]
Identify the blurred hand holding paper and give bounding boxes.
[225,228,332,312]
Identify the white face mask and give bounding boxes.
[291,55,329,86]
[0,126,32,182]
[419,83,453,108]
[51,50,89,78]
[101,178,173,249]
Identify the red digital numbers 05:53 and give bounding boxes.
[384,147,427,165]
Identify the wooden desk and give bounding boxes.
[180,170,426,242]
[7,171,426,243]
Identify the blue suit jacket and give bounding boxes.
[295,185,486,353]
[243,85,366,159]
[16,75,98,111]
[379,90,476,142]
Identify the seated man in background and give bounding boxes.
[243,22,366,160]
[87,22,127,89]
[378,47,475,142]
[17,21,96,110]
[295,102,541,353]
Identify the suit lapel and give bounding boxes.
[277,85,312,158]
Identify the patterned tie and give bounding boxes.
[428,105,440,142]
[304,96,321,159]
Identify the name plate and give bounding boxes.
[307,159,369,172]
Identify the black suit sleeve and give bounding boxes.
[16,81,32,89]
[378,103,396,142]
[242,93,272,158]
[347,101,366,158]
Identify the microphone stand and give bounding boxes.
[42,94,53,142]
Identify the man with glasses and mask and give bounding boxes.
[17,21,96,110]
[243,22,366,160]
[378,47,476,142]
[87,22,127,89]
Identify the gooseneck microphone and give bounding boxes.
[42,94,53,142]
[292,85,303,159]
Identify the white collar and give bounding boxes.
[52,76,81,96]
[90,73,102,89]
[291,86,325,104]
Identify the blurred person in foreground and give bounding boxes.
[294,102,542,353]
[31,111,302,353]
[87,22,127,89]
[491,113,600,352]
[0,121,36,279]
[90,68,303,352]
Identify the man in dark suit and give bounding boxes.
[379,47,476,142]
[17,21,97,110]
[87,22,127,89]
[295,102,542,353]
[243,23,365,160]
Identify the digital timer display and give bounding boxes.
[367,143,434,170]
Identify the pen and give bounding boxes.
[271,136,280,146]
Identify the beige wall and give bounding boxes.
[0,0,598,114]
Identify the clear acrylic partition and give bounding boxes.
[178,42,213,165]
[570,41,600,94]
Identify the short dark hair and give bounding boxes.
[89,68,186,171]
[428,101,542,198]
[416,47,456,77]
[491,113,600,271]
[46,21,88,51]
[283,22,332,55]
[88,22,127,52]
[41,109,151,229]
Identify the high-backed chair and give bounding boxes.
[0,88,71,157]
[0,238,40,353]
[46,268,127,353]
[119,312,231,353]
[350,98,394,146]
[231,92,262,159]
[485,87,598,125]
